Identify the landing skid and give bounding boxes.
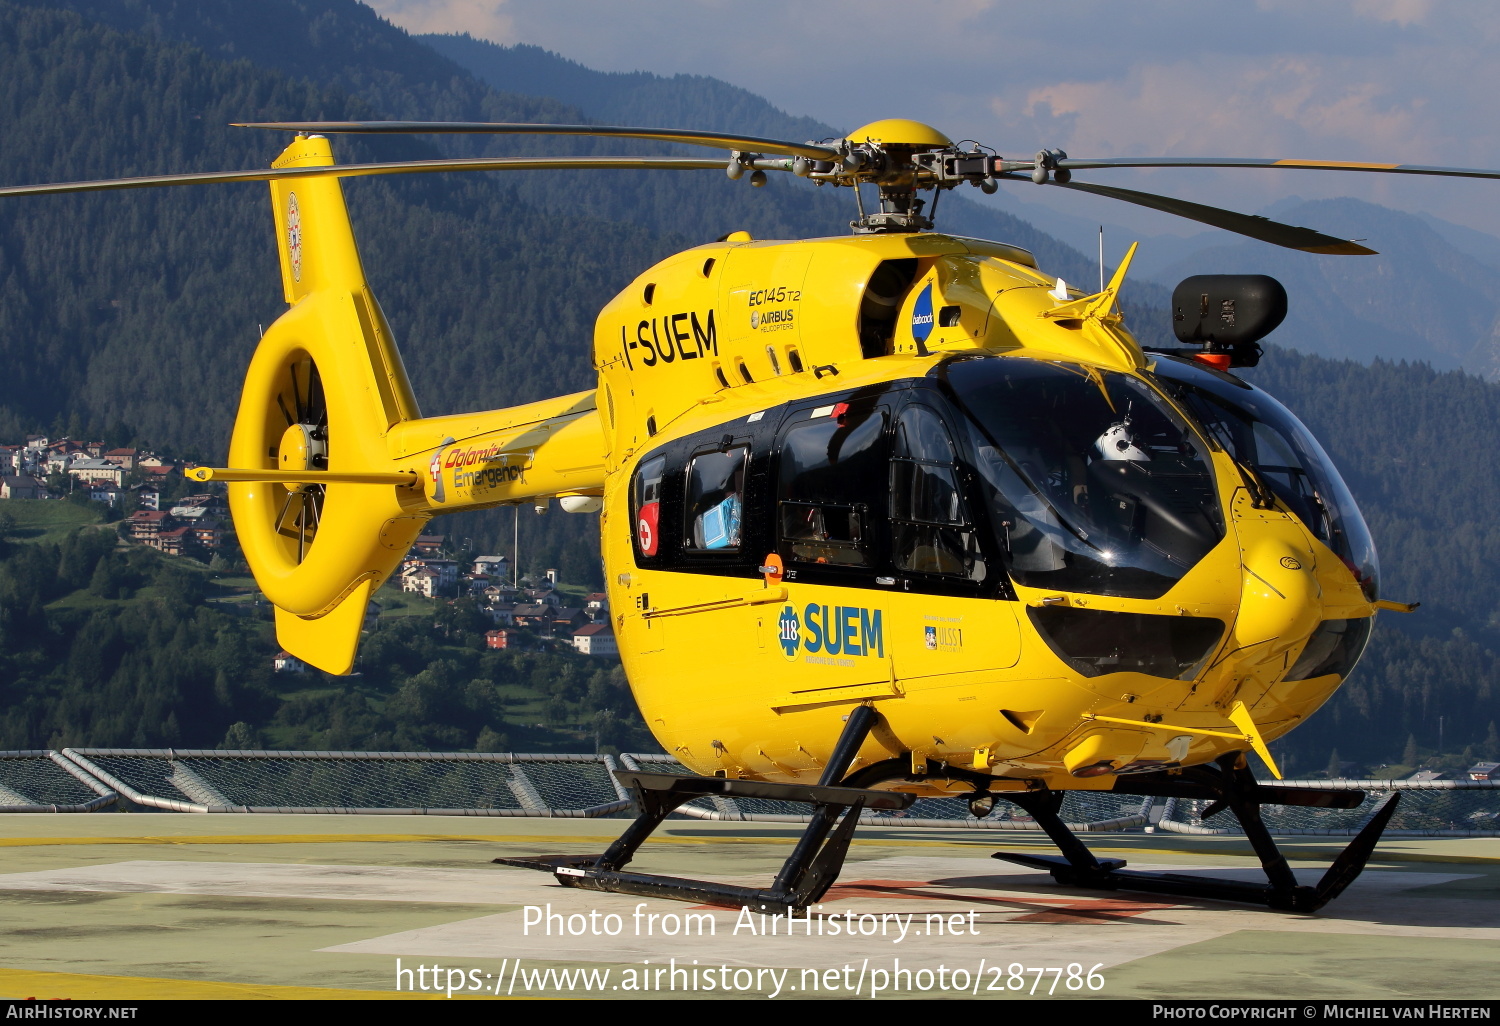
[498,721,1399,916]
[496,706,910,914]
[992,755,1401,912]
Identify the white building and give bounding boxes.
[472,554,509,576]
[571,624,618,657]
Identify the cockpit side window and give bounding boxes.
[683,447,748,552]
[890,405,986,581]
[942,357,1223,600]
[776,406,885,568]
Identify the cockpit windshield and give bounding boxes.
[1149,355,1379,601]
[939,356,1225,599]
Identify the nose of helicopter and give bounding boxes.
[1232,523,1323,658]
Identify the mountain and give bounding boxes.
[1152,198,1500,379]
[419,34,832,142]
[417,32,1175,336]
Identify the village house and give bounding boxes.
[1468,762,1500,782]
[401,558,458,591]
[548,607,587,635]
[399,564,442,598]
[510,602,554,630]
[571,623,618,657]
[154,526,191,556]
[523,587,562,609]
[44,440,90,474]
[272,651,308,673]
[125,510,172,543]
[141,465,176,488]
[472,554,509,576]
[187,517,224,550]
[460,573,492,596]
[413,534,446,556]
[482,583,522,604]
[69,458,125,487]
[102,448,140,471]
[485,629,525,650]
[0,475,46,500]
[171,494,224,516]
[88,482,124,506]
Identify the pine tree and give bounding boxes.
[1325,748,1343,780]
[1402,733,1420,767]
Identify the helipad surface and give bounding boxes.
[0,813,1493,1000]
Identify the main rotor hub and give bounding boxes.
[842,120,954,233]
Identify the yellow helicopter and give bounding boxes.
[8,115,1488,915]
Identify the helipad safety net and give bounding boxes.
[1154,780,1500,837]
[59,750,630,817]
[0,751,117,812]
[0,749,1490,834]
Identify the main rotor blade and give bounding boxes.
[1049,179,1377,255]
[236,121,843,161]
[1058,155,1500,181]
[0,156,726,199]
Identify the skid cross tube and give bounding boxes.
[992,753,1401,912]
[494,706,906,914]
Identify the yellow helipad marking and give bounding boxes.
[0,966,498,1000]
[1,833,1490,868]
[0,833,1010,850]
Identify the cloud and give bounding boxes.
[367,0,515,40]
[361,0,1500,233]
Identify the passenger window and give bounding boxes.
[890,406,985,580]
[684,447,748,552]
[631,455,666,558]
[776,408,885,567]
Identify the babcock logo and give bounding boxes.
[911,283,934,344]
[778,604,884,662]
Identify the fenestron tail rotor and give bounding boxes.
[272,356,329,566]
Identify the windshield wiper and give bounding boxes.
[1227,453,1276,510]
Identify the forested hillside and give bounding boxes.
[0,503,648,751]
[1248,350,1500,774]
[0,0,1495,774]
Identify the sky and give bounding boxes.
[362,0,1500,240]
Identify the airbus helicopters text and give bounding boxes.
[7,115,1476,915]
